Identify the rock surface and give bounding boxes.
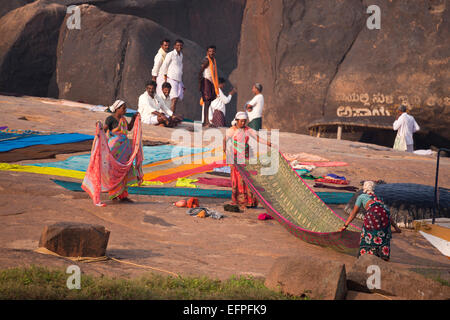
[50,4,206,119]
[42,0,246,77]
[347,254,450,299]
[0,1,66,97]
[231,0,450,147]
[38,222,110,257]
[0,0,34,19]
[264,255,347,300]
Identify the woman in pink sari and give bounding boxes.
[102,100,139,202]
[223,112,271,211]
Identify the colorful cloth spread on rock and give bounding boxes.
[81,115,143,205]
[233,151,361,254]
[315,177,349,185]
[357,192,392,260]
[0,127,93,152]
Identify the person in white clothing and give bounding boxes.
[393,104,420,152]
[158,82,183,127]
[203,77,236,127]
[160,39,184,113]
[245,83,264,131]
[138,81,172,127]
[152,39,170,97]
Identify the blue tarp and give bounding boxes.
[0,133,94,152]
[28,145,210,171]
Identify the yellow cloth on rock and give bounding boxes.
[175,178,198,188]
[0,163,85,180]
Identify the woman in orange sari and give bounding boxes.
[223,112,271,211]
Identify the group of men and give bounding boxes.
[138,39,184,127]
[137,38,265,130]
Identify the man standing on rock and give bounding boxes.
[160,39,184,114]
[199,45,219,127]
[245,83,264,131]
[152,39,170,97]
[393,104,420,152]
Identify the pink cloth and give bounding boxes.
[148,162,224,183]
[258,213,273,220]
[82,115,143,205]
[196,177,231,188]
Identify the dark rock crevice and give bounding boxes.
[321,7,366,116]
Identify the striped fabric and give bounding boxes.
[234,150,361,254]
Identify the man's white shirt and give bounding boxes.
[152,50,165,78]
[138,91,172,124]
[393,112,420,145]
[160,49,183,82]
[158,94,174,117]
[246,93,264,122]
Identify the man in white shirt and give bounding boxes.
[393,104,420,152]
[245,83,264,131]
[159,82,183,127]
[160,39,184,114]
[138,81,171,126]
[204,77,236,127]
[151,39,170,97]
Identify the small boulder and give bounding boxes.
[38,222,110,257]
[347,254,450,300]
[264,256,347,300]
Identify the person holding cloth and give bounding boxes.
[245,83,264,131]
[340,181,401,261]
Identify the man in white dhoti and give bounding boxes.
[393,105,420,152]
[160,39,184,114]
[152,39,170,97]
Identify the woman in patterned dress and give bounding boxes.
[340,181,401,260]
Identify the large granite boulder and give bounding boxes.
[230,0,366,132]
[324,0,450,145]
[264,256,347,300]
[0,0,34,19]
[38,222,110,257]
[45,0,246,77]
[347,254,450,299]
[0,1,66,96]
[50,4,206,119]
[231,0,449,148]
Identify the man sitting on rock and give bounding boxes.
[138,81,179,127]
[158,82,183,127]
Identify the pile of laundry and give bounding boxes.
[173,197,225,220]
